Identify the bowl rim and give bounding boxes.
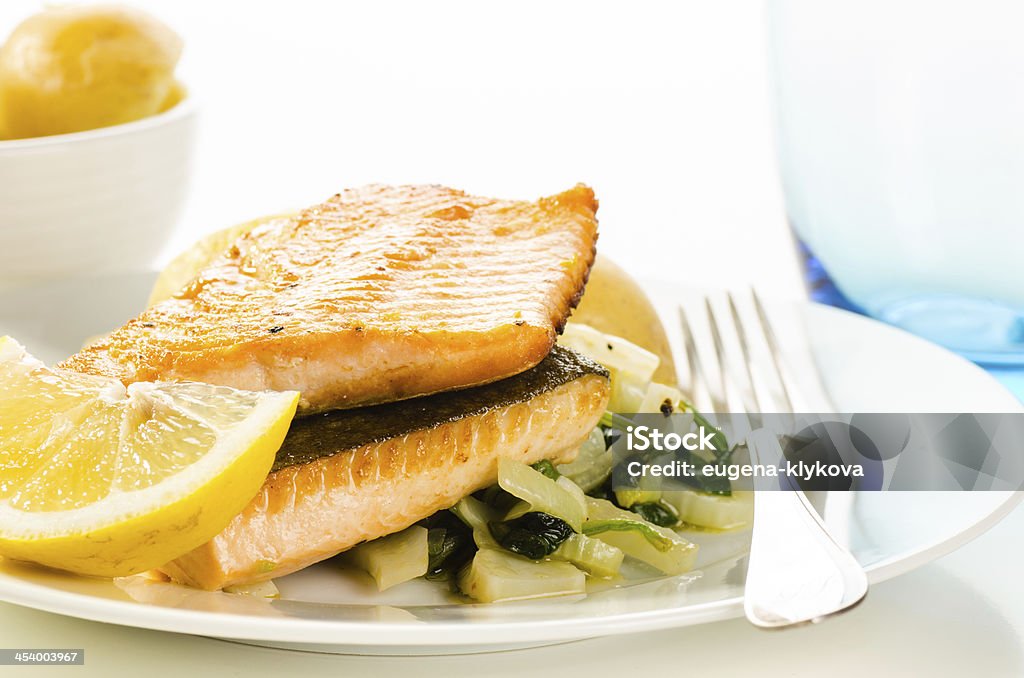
[0,91,197,151]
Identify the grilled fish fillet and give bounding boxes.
[159,346,610,590]
[61,184,599,413]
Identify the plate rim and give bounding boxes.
[2,486,1020,647]
[0,276,1021,648]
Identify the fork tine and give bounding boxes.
[726,292,762,414]
[677,304,723,413]
[677,305,706,411]
[750,288,796,412]
[683,290,868,628]
[702,299,731,413]
[707,296,757,440]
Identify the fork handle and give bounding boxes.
[743,430,869,628]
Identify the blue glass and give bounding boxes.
[794,240,862,314]
[795,237,1024,367]
[770,0,1024,368]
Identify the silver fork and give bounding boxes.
[678,290,868,629]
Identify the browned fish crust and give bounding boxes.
[159,347,610,590]
[60,184,600,413]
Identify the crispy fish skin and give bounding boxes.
[158,347,610,590]
[60,184,599,413]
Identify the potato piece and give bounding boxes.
[571,254,677,384]
[159,79,187,112]
[0,5,182,139]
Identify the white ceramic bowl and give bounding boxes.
[0,96,196,282]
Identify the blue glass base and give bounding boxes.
[796,239,1024,369]
[795,240,864,314]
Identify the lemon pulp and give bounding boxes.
[0,336,298,576]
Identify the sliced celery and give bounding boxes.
[502,499,532,523]
[583,518,675,551]
[451,495,501,549]
[609,369,648,412]
[614,487,663,508]
[343,525,429,591]
[557,427,612,492]
[639,382,684,414]
[557,475,587,507]
[559,324,660,383]
[614,455,663,507]
[662,489,754,530]
[583,497,698,576]
[457,548,586,603]
[584,497,677,549]
[552,533,624,578]
[224,580,280,598]
[593,528,697,576]
[497,458,585,531]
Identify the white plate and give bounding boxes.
[0,273,1020,655]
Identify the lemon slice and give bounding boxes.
[0,337,299,577]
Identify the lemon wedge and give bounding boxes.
[0,336,298,577]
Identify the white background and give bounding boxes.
[1,2,1022,676]
[1,0,803,297]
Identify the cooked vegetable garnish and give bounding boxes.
[560,324,661,413]
[557,427,612,493]
[422,512,476,579]
[335,325,709,600]
[613,452,663,507]
[584,497,698,575]
[583,518,676,551]
[639,383,685,415]
[473,485,521,514]
[674,451,733,496]
[552,533,624,578]
[628,501,680,528]
[602,426,623,448]
[457,548,586,603]
[589,523,697,576]
[497,458,585,531]
[490,512,574,559]
[560,323,660,382]
[343,525,429,591]
[609,372,647,412]
[566,324,734,499]
[662,489,753,530]
[531,459,561,480]
[684,406,731,463]
[224,580,280,598]
[614,487,663,508]
[600,411,634,431]
[451,496,501,549]
[584,498,676,551]
[557,475,587,510]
